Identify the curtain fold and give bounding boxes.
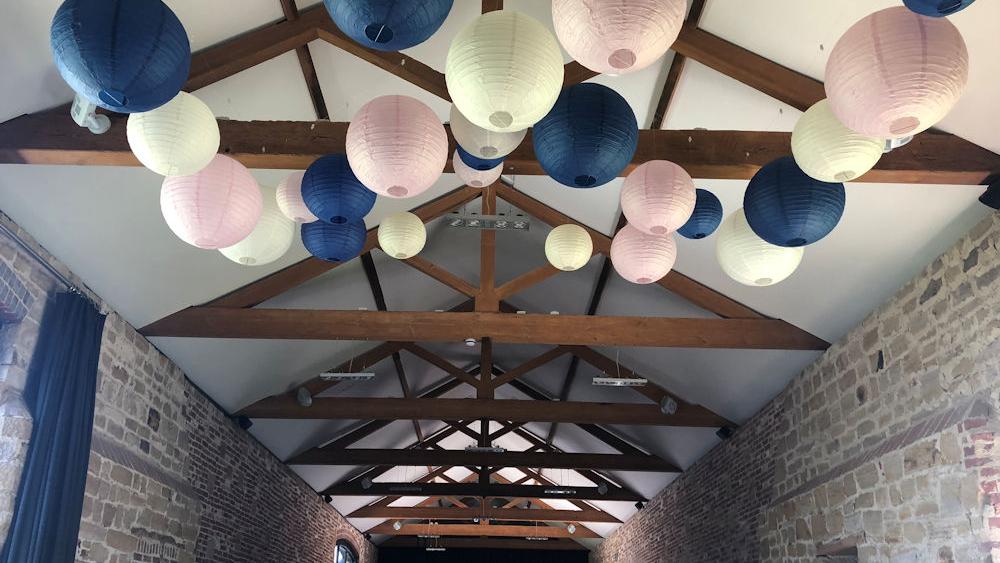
[1,291,106,563]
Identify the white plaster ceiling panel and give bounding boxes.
[193,51,318,121]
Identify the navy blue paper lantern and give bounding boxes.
[456,145,503,171]
[302,220,367,262]
[50,0,191,113]
[903,0,975,16]
[678,189,724,240]
[325,0,453,51]
[532,83,638,188]
[302,155,377,225]
[744,157,846,248]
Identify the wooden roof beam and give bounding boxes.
[348,505,620,524]
[321,481,645,502]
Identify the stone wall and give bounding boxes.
[593,212,1000,563]
[0,212,375,563]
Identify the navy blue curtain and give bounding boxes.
[1,291,106,563]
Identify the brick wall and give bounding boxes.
[592,213,1000,563]
[0,212,375,563]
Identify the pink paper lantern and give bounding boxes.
[610,224,677,284]
[275,171,318,223]
[620,160,696,235]
[825,7,968,138]
[346,95,448,198]
[452,150,502,188]
[552,0,685,75]
[160,154,262,249]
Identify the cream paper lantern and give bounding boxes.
[452,150,502,188]
[220,186,295,266]
[446,11,564,133]
[276,171,318,223]
[449,105,526,159]
[716,209,803,287]
[378,211,426,260]
[127,91,219,176]
[545,224,593,272]
[792,99,884,183]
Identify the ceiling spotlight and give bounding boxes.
[296,387,313,407]
[425,547,446,552]
[592,377,648,387]
[567,524,576,535]
[473,517,480,523]
[597,482,608,496]
[319,372,375,382]
[392,521,402,531]
[883,135,913,153]
[361,477,373,490]
[635,502,644,510]
[322,495,332,503]
[464,338,477,347]
[659,396,678,415]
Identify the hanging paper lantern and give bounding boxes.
[378,212,426,260]
[346,95,448,199]
[677,189,723,240]
[302,220,367,262]
[545,224,593,272]
[716,209,803,287]
[825,7,968,137]
[903,0,975,17]
[160,155,262,249]
[456,145,503,172]
[551,0,685,75]
[220,186,295,266]
[50,0,191,113]
[453,151,503,188]
[533,83,638,188]
[301,154,377,224]
[791,99,884,183]
[276,172,318,224]
[610,224,677,284]
[446,11,564,133]
[126,92,219,177]
[744,157,846,248]
[324,0,453,51]
[449,105,526,159]
[620,160,696,235]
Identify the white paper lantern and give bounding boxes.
[446,11,564,133]
[127,91,219,176]
[552,0,685,75]
[220,186,295,266]
[545,224,593,272]
[716,209,803,287]
[449,105,526,159]
[276,171,318,223]
[792,100,884,183]
[378,211,426,259]
[452,150,502,188]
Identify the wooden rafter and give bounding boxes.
[321,481,644,502]
[650,0,707,128]
[348,505,620,524]
[381,537,588,551]
[369,522,599,539]
[277,0,330,120]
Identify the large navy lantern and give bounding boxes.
[677,189,723,240]
[325,0,453,51]
[532,83,638,188]
[302,220,367,262]
[744,157,846,247]
[302,155,377,224]
[903,0,975,16]
[51,0,190,113]
[456,145,503,171]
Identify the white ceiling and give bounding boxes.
[0,0,995,545]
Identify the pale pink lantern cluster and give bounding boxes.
[611,224,677,284]
[825,6,969,138]
[346,95,448,199]
[275,171,317,223]
[160,154,263,249]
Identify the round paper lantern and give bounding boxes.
[220,186,295,266]
[446,11,564,133]
[456,145,503,171]
[545,224,593,272]
[302,220,367,262]
[449,105,526,159]
[791,99,883,183]
[610,224,677,284]
[127,92,219,177]
[533,83,638,188]
[825,7,968,137]
[160,155,262,249]
[552,0,685,75]
[51,0,191,113]
[346,95,448,199]
[378,211,426,259]
[903,0,975,17]
[276,172,318,224]
[302,154,377,224]
[620,160,696,235]
[744,157,846,248]
[324,0,453,51]
[677,189,723,240]
[453,151,502,188]
[716,209,803,287]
